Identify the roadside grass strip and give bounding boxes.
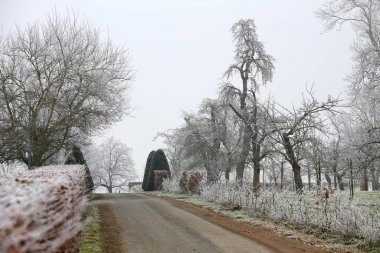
[0,165,87,253]
[79,204,102,253]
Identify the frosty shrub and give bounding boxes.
[130,184,143,193]
[164,179,380,244]
[162,176,181,193]
[162,171,204,195]
[0,165,87,253]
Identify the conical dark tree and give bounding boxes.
[142,151,155,190]
[65,145,94,195]
[145,149,171,191]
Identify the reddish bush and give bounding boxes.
[153,170,169,190]
[187,171,203,195]
[179,171,188,193]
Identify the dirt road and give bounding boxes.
[93,193,331,253]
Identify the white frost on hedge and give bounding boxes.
[0,165,87,253]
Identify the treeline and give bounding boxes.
[158,0,380,193]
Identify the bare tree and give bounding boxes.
[269,90,339,192]
[221,19,275,183]
[87,137,136,193]
[183,99,223,183]
[317,0,379,59]
[157,98,241,182]
[318,0,380,190]
[0,12,133,167]
[217,101,242,181]
[318,0,380,153]
[325,116,349,190]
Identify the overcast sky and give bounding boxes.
[0,0,354,179]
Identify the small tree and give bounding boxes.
[64,145,94,195]
[87,137,136,193]
[268,90,339,192]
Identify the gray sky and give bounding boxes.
[0,0,354,179]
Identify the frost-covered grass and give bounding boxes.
[79,204,102,253]
[162,178,380,245]
[0,165,87,253]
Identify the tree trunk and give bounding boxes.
[225,169,230,181]
[108,174,113,193]
[262,164,265,189]
[361,167,369,191]
[225,152,233,181]
[232,74,250,183]
[280,162,284,191]
[370,166,379,190]
[252,159,260,191]
[336,173,344,190]
[292,162,303,193]
[282,133,303,192]
[272,166,278,188]
[307,165,311,190]
[325,172,332,187]
[349,159,354,199]
[205,164,218,184]
[236,127,250,182]
[315,160,321,189]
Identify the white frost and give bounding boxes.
[0,165,87,253]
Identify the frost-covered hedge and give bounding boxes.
[0,165,87,253]
[163,178,380,244]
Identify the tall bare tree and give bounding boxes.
[221,19,275,183]
[0,12,133,166]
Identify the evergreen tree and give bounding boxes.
[151,149,171,176]
[65,145,94,195]
[142,151,155,190]
[145,149,171,191]
[72,145,85,164]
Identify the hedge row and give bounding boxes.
[0,165,87,253]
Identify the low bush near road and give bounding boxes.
[0,165,87,253]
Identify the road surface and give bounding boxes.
[93,193,331,253]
